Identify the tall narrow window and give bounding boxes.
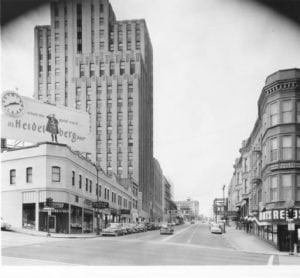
[282,136,292,160]
[270,137,278,162]
[130,60,135,74]
[80,64,84,77]
[86,178,88,191]
[270,175,278,201]
[52,166,60,182]
[90,63,95,77]
[281,174,292,201]
[297,101,300,123]
[296,175,300,201]
[89,180,92,193]
[79,174,82,189]
[297,137,300,160]
[10,169,16,185]
[72,171,75,186]
[120,60,125,75]
[26,167,32,183]
[109,61,115,76]
[282,100,292,123]
[100,62,105,76]
[270,102,279,126]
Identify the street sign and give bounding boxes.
[288,222,295,231]
[92,201,109,209]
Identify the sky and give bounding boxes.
[2,0,300,216]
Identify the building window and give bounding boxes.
[90,180,92,193]
[281,174,292,201]
[296,175,300,201]
[130,60,135,74]
[282,100,292,123]
[100,4,104,13]
[26,167,32,183]
[10,169,16,185]
[55,20,59,28]
[297,102,300,123]
[270,175,278,201]
[79,174,82,189]
[52,166,61,182]
[90,63,95,77]
[109,61,115,76]
[270,137,278,162]
[80,64,84,77]
[86,178,88,191]
[100,62,105,76]
[282,136,292,160]
[72,171,75,186]
[100,17,104,25]
[297,137,300,160]
[120,60,125,75]
[270,102,279,126]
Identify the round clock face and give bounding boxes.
[2,91,24,117]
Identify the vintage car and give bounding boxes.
[136,223,147,232]
[101,223,126,236]
[210,223,222,234]
[160,223,174,235]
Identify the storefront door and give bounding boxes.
[49,215,56,233]
[278,225,290,251]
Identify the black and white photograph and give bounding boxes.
[1,0,300,275]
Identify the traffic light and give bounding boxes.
[46,197,53,208]
[287,207,294,219]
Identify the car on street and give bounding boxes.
[210,223,222,234]
[1,217,12,231]
[191,220,195,224]
[101,223,126,236]
[160,223,174,235]
[136,223,147,232]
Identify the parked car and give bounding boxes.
[210,223,222,234]
[191,220,195,224]
[136,223,147,232]
[1,217,12,231]
[101,223,126,236]
[160,223,174,235]
[146,222,157,231]
[122,223,135,234]
[167,221,176,227]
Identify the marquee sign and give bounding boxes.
[1,91,93,153]
[259,208,300,222]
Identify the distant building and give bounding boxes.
[227,68,300,251]
[162,176,177,222]
[175,198,199,221]
[153,158,163,222]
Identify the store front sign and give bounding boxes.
[120,209,131,215]
[92,201,109,209]
[259,209,300,222]
[1,91,93,153]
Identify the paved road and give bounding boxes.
[0,223,294,265]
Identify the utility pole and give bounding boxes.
[223,184,226,233]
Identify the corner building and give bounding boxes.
[34,0,154,218]
[228,69,300,251]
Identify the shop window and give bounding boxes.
[71,205,82,234]
[10,169,16,185]
[282,136,292,160]
[23,203,35,229]
[52,166,61,182]
[26,167,32,183]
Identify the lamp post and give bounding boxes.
[222,184,226,233]
[94,163,100,236]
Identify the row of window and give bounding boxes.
[9,168,32,184]
[263,99,300,129]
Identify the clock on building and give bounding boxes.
[2,91,24,117]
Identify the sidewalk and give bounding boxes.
[223,225,284,255]
[9,227,99,238]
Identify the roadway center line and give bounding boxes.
[267,255,274,265]
[160,224,194,242]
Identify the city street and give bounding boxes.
[2,223,298,266]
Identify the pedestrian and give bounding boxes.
[46,114,59,143]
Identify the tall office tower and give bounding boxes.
[34,0,154,217]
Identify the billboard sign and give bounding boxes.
[1,91,93,153]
